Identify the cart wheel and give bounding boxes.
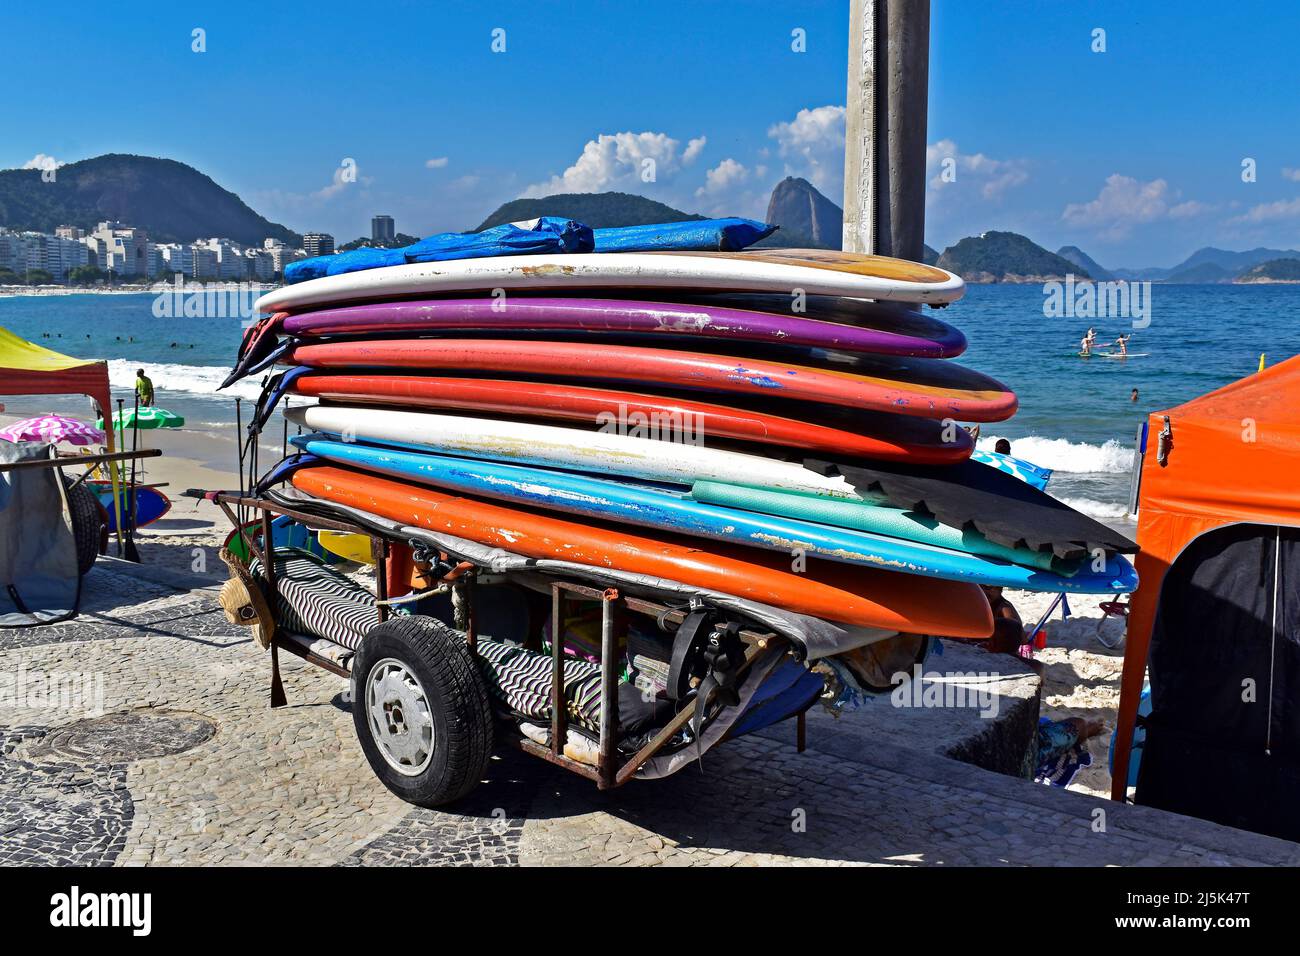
[352,616,494,807]
[62,477,105,577]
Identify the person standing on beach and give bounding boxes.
[135,368,155,407]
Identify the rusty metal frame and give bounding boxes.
[204,490,797,789]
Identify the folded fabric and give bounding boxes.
[971,449,1054,490]
[283,217,594,284]
[592,217,776,253]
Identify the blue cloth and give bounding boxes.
[284,217,594,284]
[283,216,776,284]
[1035,717,1094,787]
[592,217,776,253]
[971,449,1054,490]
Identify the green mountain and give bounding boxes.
[0,154,300,245]
[937,231,1088,282]
[1057,245,1113,280]
[475,192,704,231]
[1236,258,1300,282]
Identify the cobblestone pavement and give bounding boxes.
[3,562,1299,867]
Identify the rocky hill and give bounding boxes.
[475,192,703,231]
[762,176,841,249]
[937,231,1088,282]
[1235,258,1300,283]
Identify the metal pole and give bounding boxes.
[843,0,930,262]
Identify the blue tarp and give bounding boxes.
[283,216,776,285]
[284,217,593,284]
[592,217,775,253]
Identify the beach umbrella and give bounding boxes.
[0,413,106,446]
[97,406,185,431]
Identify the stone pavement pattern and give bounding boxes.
[3,561,1299,867]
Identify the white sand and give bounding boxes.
[1003,588,1129,797]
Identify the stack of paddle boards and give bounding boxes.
[232,218,1137,640]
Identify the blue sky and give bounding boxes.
[3,0,1298,267]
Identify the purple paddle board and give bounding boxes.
[280,295,966,358]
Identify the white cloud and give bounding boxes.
[22,153,63,171]
[766,105,845,195]
[1231,197,1300,224]
[683,137,707,165]
[425,157,449,169]
[926,139,1029,201]
[313,161,370,201]
[522,131,705,197]
[696,158,748,197]
[1282,167,1300,182]
[1061,174,1208,239]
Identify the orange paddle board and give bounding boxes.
[292,465,993,638]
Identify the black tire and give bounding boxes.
[62,477,104,577]
[351,615,494,807]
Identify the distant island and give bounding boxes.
[1236,258,1300,283]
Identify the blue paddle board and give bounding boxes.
[289,436,1138,593]
[93,484,171,530]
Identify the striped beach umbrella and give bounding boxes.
[97,406,186,431]
[0,414,106,446]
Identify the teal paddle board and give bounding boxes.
[289,436,1137,593]
[691,480,1066,574]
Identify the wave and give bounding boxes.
[1055,496,1132,520]
[107,359,264,402]
[976,435,1134,474]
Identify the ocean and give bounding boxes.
[2,285,1296,525]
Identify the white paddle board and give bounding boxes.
[255,249,965,314]
[283,404,877,500]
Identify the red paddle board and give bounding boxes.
[292,465,993,637]
[287,339,1017,422]
[289,374,974,463]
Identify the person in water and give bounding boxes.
[1131,388,1139,402]
[994,438,1012,455]
[135,369,155,407]
[1079,327,1098,356]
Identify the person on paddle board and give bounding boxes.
[1113,333,1131,356]
[1079,327,1098,356]
[135,369,155,407]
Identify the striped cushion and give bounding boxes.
[250,550,604,728]
[251,550,376,650]
[474,638,604,732]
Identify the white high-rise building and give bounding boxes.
[84,222,150,276]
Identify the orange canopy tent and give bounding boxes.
[0,325,114,423]
[0,325,122,538]
[1113,354,1300,827]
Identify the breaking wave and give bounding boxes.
[977,435,1134,474]
[107,359,264,402]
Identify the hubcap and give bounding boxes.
[366,658,435,776]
